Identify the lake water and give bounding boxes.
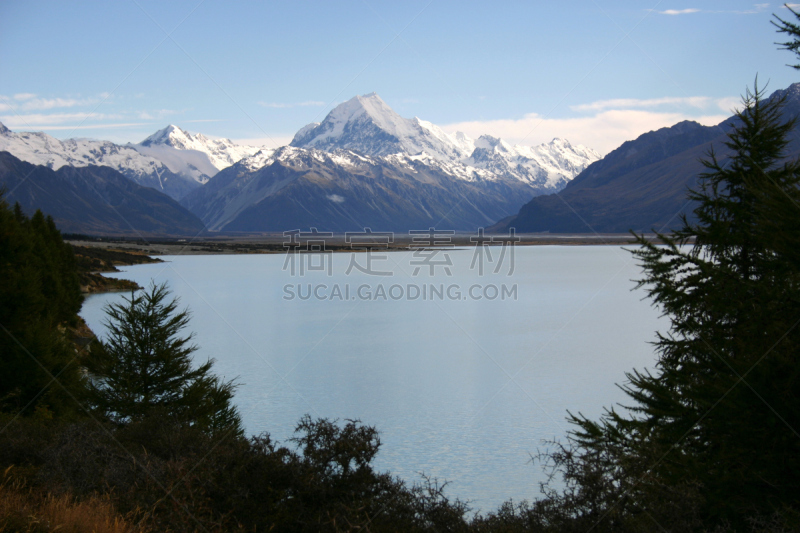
[80,245,663,513]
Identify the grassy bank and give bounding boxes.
[71,245,162,294]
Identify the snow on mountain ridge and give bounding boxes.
[139,124,188,147]
[290,93,471,162]
[467,134,600,189]
[287,93,600,188]
[473,135,513,153]
[291,122,320,144]
[137,124,263,171]
[184,142,545,233]
[414,117,474,159]
[0,124,201,199]
[0,94,600,209]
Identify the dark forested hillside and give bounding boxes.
[0,151,206,236]
[500,83,800,233]
[0,195,86,418]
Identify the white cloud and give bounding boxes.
[27,122,156,131]
[258,101,325,109]
[571,96,715,112]
[136,109,179,120]
[659,4,769,15]
[0,93,188,135]
[232,135,293,148]
[0,112,122,128]
[442,94,738,154]
[715,96,742,114]
[442,109,728,155]
[22,122,156,131]
[729,3,770,14]
[0,94,100,112]
[21,97,96,111]
[660,8,700,15]
[327,194,346,203]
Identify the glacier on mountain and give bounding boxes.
[0,93,600,232]
[136,124,263,175]
[288,93,599,191]
[0,124,202,200]
[0,122,267,200]
[178,93,602,232]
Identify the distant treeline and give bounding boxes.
[0,198,85,419]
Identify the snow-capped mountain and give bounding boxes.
[0,123,200,200]
[133,125,263,184]
[183,93,601,232]
[182,145,538,232]
[1,93,600,233]
[290,93,473,162]
[289,93,599,191]
[0,151,206,236]
[0,122,266,200]
[466,135,601,190]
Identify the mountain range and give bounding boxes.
[12,83,798,236]
[0,123,262,201]
[182,93,599,231]
[0,151,205,236]
[0,93,599,233]
[497,83,800,234]
[289,93,598,190]
[136,125,263,185]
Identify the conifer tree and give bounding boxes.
[568,84,800,528]
[85,282,243,437]
[0,197,86,418]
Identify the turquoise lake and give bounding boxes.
[80,245,664,513]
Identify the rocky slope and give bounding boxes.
[183,93,600,232]
[498,83,800,234]
[0,123,265,200]
[0,151,206,236]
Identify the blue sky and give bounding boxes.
[1,0,798,153]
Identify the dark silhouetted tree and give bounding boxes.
[0,194,85,418]
[567,83,800,530]
[85,282,243,437]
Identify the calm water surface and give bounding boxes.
[80,246,663,513]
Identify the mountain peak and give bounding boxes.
[139,124,192,147]
[133,124,264,176]
[354,92,381,105]
[769,82,800,106]
[289,94,472,161]
[474,135,512,153]
[0,122,9,135]
[326,93,398,131]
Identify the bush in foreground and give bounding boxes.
[0,413,471,532]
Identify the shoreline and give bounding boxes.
[67,233,658,257]
[71,244,164,294]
